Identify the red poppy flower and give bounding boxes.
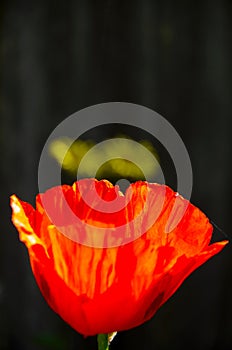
[10,179,227,336]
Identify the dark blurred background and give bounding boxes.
[0,1,232,349]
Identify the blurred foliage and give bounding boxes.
[33,332,66,350]
[49,136,159,184]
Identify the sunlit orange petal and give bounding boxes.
[10,179,228,336]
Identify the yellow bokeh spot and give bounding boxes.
[49,136,159,182]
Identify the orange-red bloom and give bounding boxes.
[10,179,227,336]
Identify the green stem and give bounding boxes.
[97,334,109,350]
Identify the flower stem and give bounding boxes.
[97,334,109,350]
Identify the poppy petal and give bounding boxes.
[10,179,228,336]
